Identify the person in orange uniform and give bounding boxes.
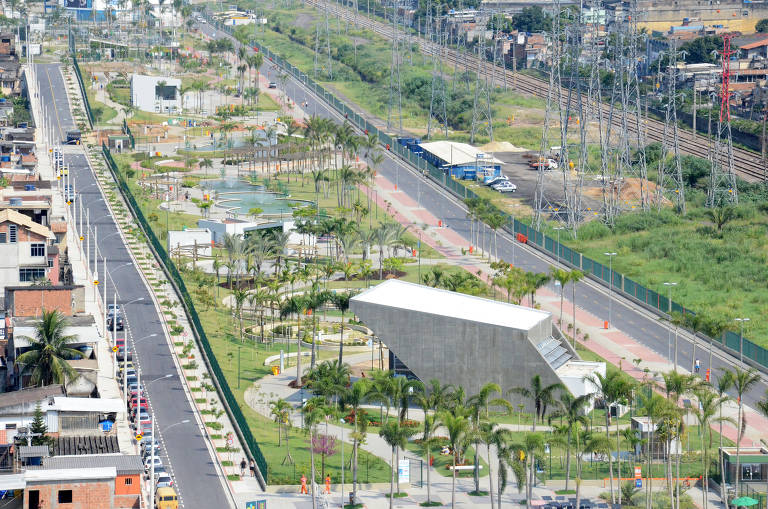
[325,475,331,494]
[300,474,308,494]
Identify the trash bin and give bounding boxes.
[271,366,280,375]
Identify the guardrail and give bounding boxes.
[101,144,269,487]
[205,13,768,373]
[72,56,93,129]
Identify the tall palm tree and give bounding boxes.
[694,387,733,509]
[438,409,470,509]
[342,379,369,501]
[480,422,511,509]
[418,412,440,505]
[509,375,564,431]
[729,367,761,498]
[549,266,571,328]
[331,292,352,365]
[16,309,81,386]
[302,397,327,509]
[551,393,590,492]
[304,285,331,370]
[378,421,415,507]
[269,398,294,464]
[714,370,734,504]
[280,296,308,386]
[468,382,507,494]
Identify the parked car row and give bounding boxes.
[119,357,178,507]
[483,174,518,193]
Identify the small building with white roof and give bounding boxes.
[350,280,604,410]
[418,140,504,179]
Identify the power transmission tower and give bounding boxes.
[655,43,686,214]
[707,33,738,207]
[427,6,448,139]
[387,3,403,133]
[470,34,493,143]
[614,5,650,213]
[534,0,571,229]
[324,1,333,79]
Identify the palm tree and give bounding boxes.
[342,379,369,501]
[509,374,564,431]
[480,422,510,509]
[280,296,308,386]
[694,387,733,509]
[549,266,571,327]
[714,370,734,503]
[517,432,546,509]
[378,421,415,507]
[468,382,506,494]
[729,367,761,498]
[302,397,327,509]
[270,398,294,464]
[551,393,590,492]
[16,309,81,386]
[418,412,440,505]
[331,292,352,365]
[438,409,470,509]
[578,432,613,509]
[304,285,331,370]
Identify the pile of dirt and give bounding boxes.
[481,141,527,153]
[583,177,671,207]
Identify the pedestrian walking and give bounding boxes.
[249,459,255,477]
[300,474,308,494]
[695,359,701,373]
[240,458,246,477]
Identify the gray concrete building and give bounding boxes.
[351,280,604,409]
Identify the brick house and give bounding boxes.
[0,209,57,286]
[4,286,86,318]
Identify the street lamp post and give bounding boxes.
[125,332,157,406]
[340,417,345,507]
[553,227,565,265]
[735,318,750,367]
[663,282,677,364]
[604,252,617,328]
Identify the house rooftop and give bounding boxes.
[0,209,54,240]
[0,385,64,409]
[53,435,120,456]
[33,454,143,475]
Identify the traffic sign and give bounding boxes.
[634,466,641,479]
[245,502,266,509]
[112,346,118,352]
[135,434,143,442]
[635,479,642,488]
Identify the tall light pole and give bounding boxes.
[340,417,345,507]
[553,226,565,265]
[735,318,750,367]
[663,282,677,364]
[604,252,617,329]
[150,418,191,509]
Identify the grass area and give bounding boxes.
[404,440,489,478]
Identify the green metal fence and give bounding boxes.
[101,144,268,486]
[208,14,768,371]
[122,119,135,149]
[72,57,93,129]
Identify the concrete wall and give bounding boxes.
[351,300,561,410]
[167,229,211,256]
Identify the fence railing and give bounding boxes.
[206,14,768,371]
[72,56,93,129]
[122,118,135,149]
[101,144,268,486]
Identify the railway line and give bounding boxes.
[302,0,767,182]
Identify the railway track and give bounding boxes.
[302,0,767,182]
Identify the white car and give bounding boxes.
[144,456,163,472]
[492,182,517,193]
[156,474,174,488]
[484,175,508,186]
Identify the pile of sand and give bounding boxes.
[481,141,527,153]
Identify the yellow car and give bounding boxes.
[155,487,178,509]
